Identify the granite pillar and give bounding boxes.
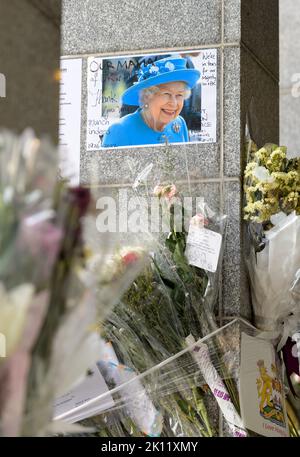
[0,0,61,143]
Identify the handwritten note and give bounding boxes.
[185,224,222,272]
[87,57,107,151]
[190,49,217,143]
[59,58,82,185]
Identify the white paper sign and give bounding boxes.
[185,225,222,272]
[53,364,114,423]
[239,333,289,437]
[59,58,82,186]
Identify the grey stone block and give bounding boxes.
[224,0,241,43]
[240,46,279,151]
[87,180,220,254]
[90,181,220,218]
[27,0,61,27]
[61,0,221,55]
[223,46,241,177]
[222,181,251,319]
[224,45,279,178]
[80,143,221,186]
[222,181,241,317]
[224,0,279,81]
[0,0,61,142]
[241,0,279,79]
[181,181,220,213]
[280,91,300,157]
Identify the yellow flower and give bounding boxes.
[244,143,300,223]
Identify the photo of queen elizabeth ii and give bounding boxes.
[86,50,217,150]
[101,57,201,148]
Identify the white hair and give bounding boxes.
[139,83,191,107]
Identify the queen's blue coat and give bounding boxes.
[102,109,189,148]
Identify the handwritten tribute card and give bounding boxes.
[86,49,217,150]
[59,58,82,185]
[185,224,222,273]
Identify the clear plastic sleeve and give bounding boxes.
[0,130,147,436]
[243,121,300,332]
[52,318,274,437]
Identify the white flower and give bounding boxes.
[253,165,274,183]
[0,282,35,360]
[165,62,175,71]
[149,65,159,74]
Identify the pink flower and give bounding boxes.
[153,185,164,197]
[190,213,209,227]
[17,215,63,282]
[164,184,177,200]
[153,184,177,200]
[122,252,140,265]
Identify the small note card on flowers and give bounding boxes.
[239,333,289,437]
[53,364,114,423]
[185,224,222,272]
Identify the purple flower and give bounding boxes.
[17,216,63,282]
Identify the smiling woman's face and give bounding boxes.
[144,81,187,131]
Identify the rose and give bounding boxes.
[153,184,177,200]
[122,252,140,266]
[190,213,209,228]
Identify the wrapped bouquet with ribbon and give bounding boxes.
[64,165,250,437]
[243,137,300,400]
[0,129,146,436]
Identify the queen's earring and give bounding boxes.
[144,103,149,109]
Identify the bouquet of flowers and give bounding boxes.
[243,136,300,416]
[0,129,146,436]
[244,141,300,329]
[66,169,246,437]
[60,318,253,438]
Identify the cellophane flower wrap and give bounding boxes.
[60,163,250,437]
[243,138,300,332]
[61,318,254,438]
[0,129,146,437]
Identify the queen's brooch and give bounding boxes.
[172,122,180,134]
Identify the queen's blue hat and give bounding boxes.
[122,57,201,106]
